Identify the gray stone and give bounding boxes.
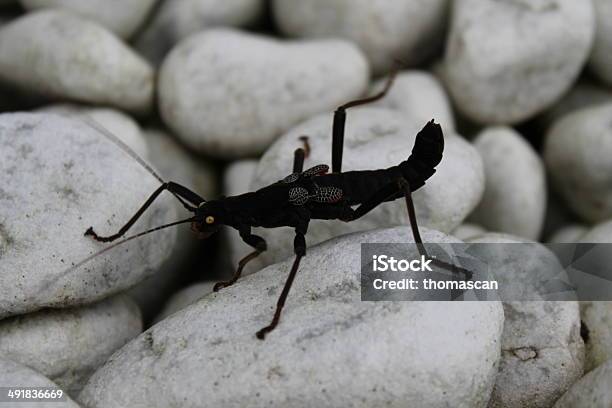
[37,104,149,158]
[135,0,264,65]
[369,70,455,132]
[0,113,176,318]
[548,224,588,243]
[442,0,594,124]
[544,104,612,222]
[0,295,142,394]
[154,282,214,323]
[469,127,546,240]
[581,302,612,373]
[539,79,612,131]
[0,10,154,113]
[250,107,484,268]
[79,227,504,408]
[20,0,157,38]
[452,223,486,241]
[468,234,584,408]
[0,357,80,408]
[158,28,369,158]
[553,358,612,408]
[589,0,612,86]
[272,0,448,75]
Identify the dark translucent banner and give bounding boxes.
[360,243,612,301]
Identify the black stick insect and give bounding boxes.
[79,69,471,340]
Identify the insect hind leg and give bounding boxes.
[397,178,472,282]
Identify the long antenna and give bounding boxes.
[77,113,165,184]
[64,217,195,276]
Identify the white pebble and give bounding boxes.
[0,295,141,394]
[272,0,448,75]
[159,28,369,157]
[0,357,79,408]
[135,0,264,64]
[79,227,504,408]
[0,113,176,318]
[0,10,154,113]
[469,233,584,408]
[544,104,612,222]
[581,301,612,372]
[553,358,612,408]
[154,282,214,323]
[469,127,546,240]
[548,224,588,243]
[369,70,455,132]
[20,0,157,38]
[589,0,612,85]
[442,0,594,124]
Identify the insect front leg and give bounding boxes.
[213,227,267,292]
[85,181,205,243]
[256,220,309,340]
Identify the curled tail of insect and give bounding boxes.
[399,120,445,190]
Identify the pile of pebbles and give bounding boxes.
[0,0,611,407]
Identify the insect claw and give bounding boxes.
[255,328,267,340]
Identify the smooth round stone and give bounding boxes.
[468,234,584,408]
[548,224,588,243]
[575,221,612,303]
[79,227,504,408]
[580,220,612,242]
[589,0,612,85]
[20,0,157,38]
[581,302,612,372]
[0,113,176,319]
[469,127,546,240]
[37,104,148,159]
[144,128,217,200]
[127,128,217,321]
[369,70,455,132]
[135,0,264,65]
[441,0,594,124]
[154,282,214,323]
[0,295,142,394]
[272,0,448,75]
[539,79,612,131]
[250,107,484,268]
[0,357,80,408]
[544,104,612,222]
[158,28,369,158]
[553,358,612,408]
[452,223,486,241]
[0,10,154,113]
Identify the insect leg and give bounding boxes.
[397,178,472,281]
[213,229,267,291]
[291,135,311,174]
[256,224,308,340]
[332,66,398,173]
[85,182,205,243]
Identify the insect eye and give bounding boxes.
[205,216,215,224]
